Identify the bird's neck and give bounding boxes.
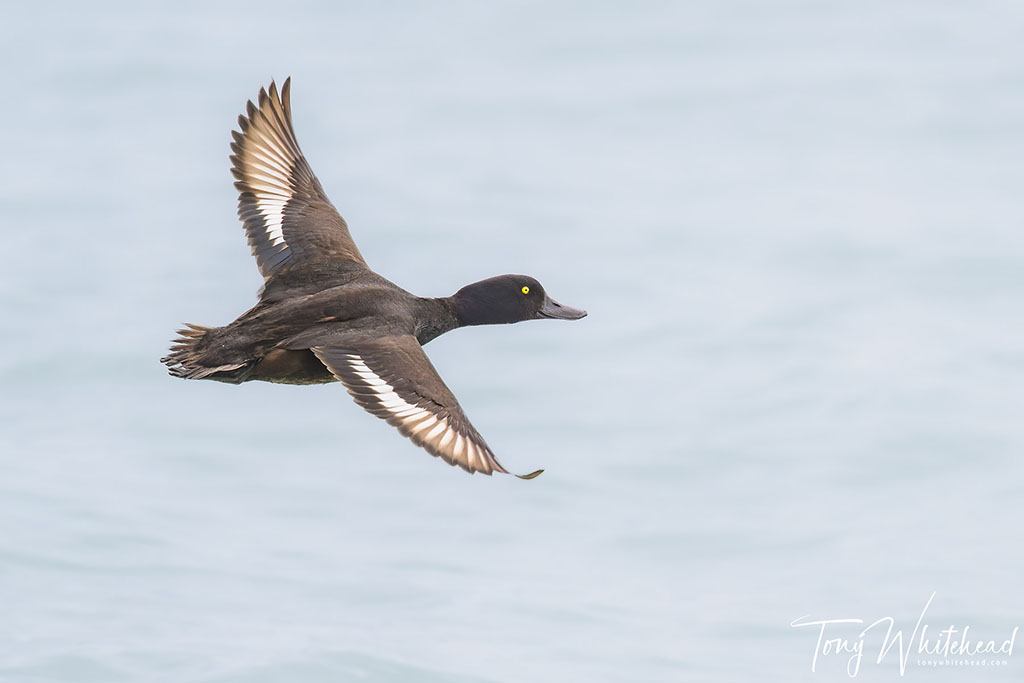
[413,297,462,345]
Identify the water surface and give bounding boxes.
[2,2,1024,681]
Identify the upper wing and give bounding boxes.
[311,336,542,478]
[231,78,367,279]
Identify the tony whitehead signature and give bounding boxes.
[791,592,1018,677]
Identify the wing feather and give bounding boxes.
[231,78,367,279]
[311,337,542,478]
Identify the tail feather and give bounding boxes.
[161,323,248,380]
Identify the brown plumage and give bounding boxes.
[161,78,586,477]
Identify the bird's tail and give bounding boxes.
[160,323,249,381]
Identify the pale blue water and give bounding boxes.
[2,1,1024,681]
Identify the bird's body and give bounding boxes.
[173,263,459,385]
[162,79,586,477]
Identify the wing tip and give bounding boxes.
[232,76,294,137]
[281,76,292,112]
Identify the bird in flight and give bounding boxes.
[162,79,586,478]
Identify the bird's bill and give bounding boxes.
[538,296,587,320]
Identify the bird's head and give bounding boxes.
[453,275,587,326]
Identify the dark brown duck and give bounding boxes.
[161,79,586,478]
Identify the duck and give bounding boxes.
[161,78,587,479]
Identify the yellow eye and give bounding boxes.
[521,286,530,294]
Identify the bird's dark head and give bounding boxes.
[453,275,587,326]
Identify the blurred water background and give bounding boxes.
[2,1,1024,681]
